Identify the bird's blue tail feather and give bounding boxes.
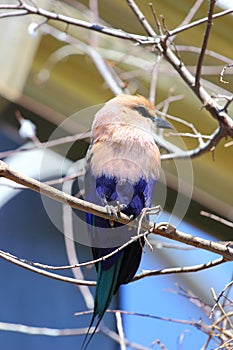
[81,256,123,350]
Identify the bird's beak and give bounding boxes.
[154,117,173,129]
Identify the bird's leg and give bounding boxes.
[144,206,162,250]
[136,206,162,250]
[136,208,148,249]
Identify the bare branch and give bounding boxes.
[0,246,226,286]
[149,55,162,105]
[158,108,206,146]
[0,230,152,273]
[149,3,163,36]
[176,45,232,65]
[0,130,90,159]
[115,311,126,350]
[0,1,150,44]
[220,63,233,84]
[76,308,209,329]
[0,1,232,45]
[161,127,222,160]
[195,0,216,87]
[35,22,126,95]
[153,223,233,261]
[126,0,157,37]
[133,257,225,282]
[1,161,233,262]
[201,211,233,229]
[100,325,152,350]
[0,248,95,286]
[0,9,27,18]
[0,160,130,224]
[166,132,211,140]
[0,322,90,336]
[225,140,233,148]
[123,1,233,149]
[210,288,233,329]
[178,0,204,27]
[62,175,94,308]
[0,1,232,145]
[170,0,204,41]
[167,8,233,38]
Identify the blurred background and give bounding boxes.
[0,0,232,349]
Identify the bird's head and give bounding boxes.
[91,94,172,142]
[105,94,173,130]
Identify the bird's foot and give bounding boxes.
[104,200,126,227]
[116,201,127,213]
[105,204,118,227]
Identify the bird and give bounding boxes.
[82,94,172,349]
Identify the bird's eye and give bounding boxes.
[133,105,152,119]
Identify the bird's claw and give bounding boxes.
[104,200,126,227]
[105,204,118,227]
[116,201,126,213]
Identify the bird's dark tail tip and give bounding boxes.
[81,314,102,350]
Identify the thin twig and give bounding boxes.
[0,230,150,271]
[0,322,92,336]
[195,0,216,87]
[201,335,212,350]
[176,45,232,64]
[155,94,184,110]
[225,140,233,148]
[89,0,99,49]
[0,131,90,159]
[39,23,128,95]
[166,132,211,140]
[133,256,225,282]
[126,0,156,37]
[100,325,154,350]
[116,311,126,350]
[0,248,226,286]
[210,279,233,318]
[149,54,162,105]
[220,63,233,84]
[161,127,223,160]
[167,8,233,38]
[170,0,204,41]
[0,249,96,286]
[62,174,94,308]
[210,288,233,329]
[157,105,206,147]
[200,211,233,228]
[149,3,162,35]
[76,308,207,328]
